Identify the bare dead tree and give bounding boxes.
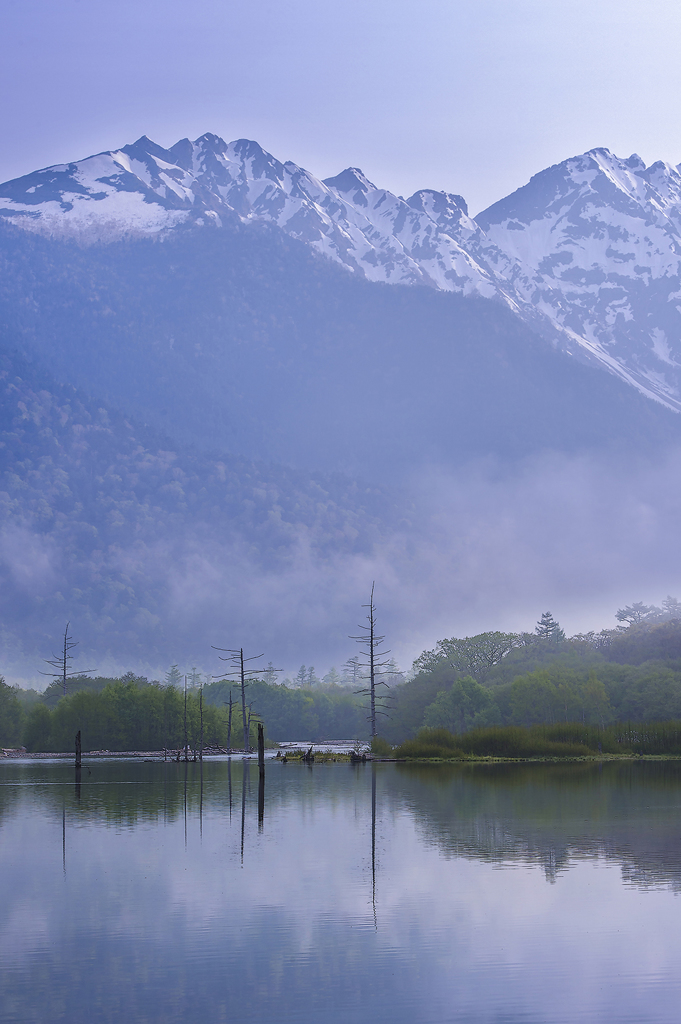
[350,583,392,738]
[41,622,93,697]
[212,647,280,752]
[199,682,204,761]
[183,674,189,762]
[224,689,235,752]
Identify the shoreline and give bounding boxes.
[4,750,681,763]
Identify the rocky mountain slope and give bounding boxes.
[3,135,681,410]
[0,218,676,481]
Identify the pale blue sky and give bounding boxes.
[2,0,681,214]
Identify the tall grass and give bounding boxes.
[392,721,681,759]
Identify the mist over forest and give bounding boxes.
[2,176,681,685]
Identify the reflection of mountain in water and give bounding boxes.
[2,760,681,891]
[388,761,681,890]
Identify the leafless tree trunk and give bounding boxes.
[226,690,234,752]
[199,684,204,761]
[212,646,280,752]
[239,650,248,751]
[41,622,92,697]
[183,675,188,761]
[350,583,392,738]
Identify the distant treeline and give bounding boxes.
[6,606,681,752]
[0,674,368,751]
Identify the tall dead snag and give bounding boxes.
[199,683,204,761]
[41,622,93,697]
[225,690,235,752]
[212,647,280,752]
[183,675,189,761]
[350,583,392,739]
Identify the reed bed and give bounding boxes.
[391,721,681,759]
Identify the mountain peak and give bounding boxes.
[123,136,173,161]
[194,132,227,149]
[4,133,681,414]
[407,188,468,219]
[323,167,376,195]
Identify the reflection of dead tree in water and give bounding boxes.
[183,760,188,850]
[240,760,249,865]
[199,758,204,839]
[258,723,265,829]
[75,730,82,800]
[371,764,377,929]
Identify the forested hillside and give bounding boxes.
[0,340,389,664]
[1,219,677,480]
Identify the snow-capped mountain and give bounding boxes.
[0,134,498,295]
[477,149,681,410]
[3,134,681,410]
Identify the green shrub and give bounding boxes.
[393,728,465,759]
[370,735,393,756]
[458,725,593,758]
[391,721,681,758]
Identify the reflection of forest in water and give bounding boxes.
[390,761,681,889]
[2,759,681,890]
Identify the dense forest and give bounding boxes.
[4,603,681,752]
[0,673,369,751]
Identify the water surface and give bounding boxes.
[1,758,680,1023]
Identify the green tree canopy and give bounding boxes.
[0,679,24,746]
[413,631,521,683]
[423,677,499,733]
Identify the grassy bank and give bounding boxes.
[391,722,681,760]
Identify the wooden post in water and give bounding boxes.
[257,723,265,776]
[257,723,265,827]
[75,729,82,800]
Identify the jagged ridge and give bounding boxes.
[3,136,681,409]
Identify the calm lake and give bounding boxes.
[1,758,681,1023]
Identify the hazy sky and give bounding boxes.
[2,0,681,214]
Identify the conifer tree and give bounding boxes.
[535,611,566,642]
[165,664,182,688]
